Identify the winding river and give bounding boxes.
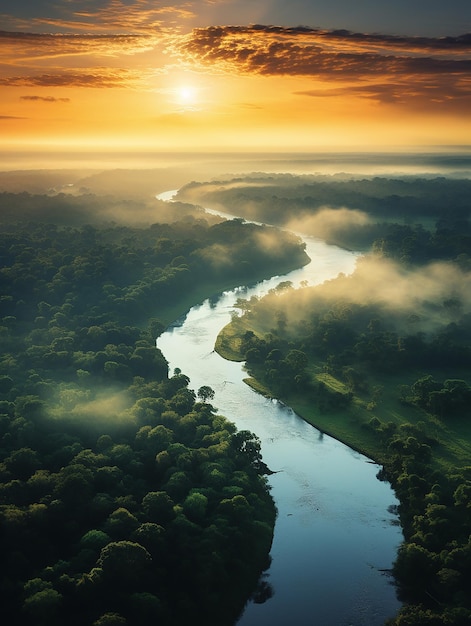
[156,191,402,626]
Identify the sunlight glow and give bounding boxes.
[177,85,196,105]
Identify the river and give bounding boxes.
[156,190,403,626]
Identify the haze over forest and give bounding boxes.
[1,153,470,625]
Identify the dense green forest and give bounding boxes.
[0,191,310,625]
[178,173,471,253]
[212,175,471,625]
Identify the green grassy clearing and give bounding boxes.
[216,320,471,471]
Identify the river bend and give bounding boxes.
[156,191,402,626]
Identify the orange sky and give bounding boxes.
[1,4,471,153]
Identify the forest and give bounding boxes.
[212,173,471,625]
[0,189,310,625]
[178,173,471,254]
[2,168,471,625]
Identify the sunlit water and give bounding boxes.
[156,191,403,625]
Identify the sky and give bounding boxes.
[1,0,471,153]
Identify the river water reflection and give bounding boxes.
[156,193,403,625]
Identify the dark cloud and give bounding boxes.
[0,28,159,90]
[0,1,193,34]
[20,95,70,103]
[0,114,27,119]
[174,25,471,111]
[1,0,470,38]
[0,69,138,88]
[295,75,471,110]
[177,25,471,78]
[313,28,471,51]
[0,29,156,57]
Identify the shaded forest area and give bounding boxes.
[211,174,471,625]
[0,190,312,625]
[178,174,471,256]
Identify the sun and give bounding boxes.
[177,85,196,105]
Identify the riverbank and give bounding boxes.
[157,252,310,329]
[156,190,403,625]
[215,317,471,473]
[215,320,386,463]
[242,374,382,462]
[157,283,402,626]
[166,172,471,624]
[214,297,471,624]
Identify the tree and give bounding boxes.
[183,491,208,524]
[23,588,62,624]
[411,375,441,407]
[80,529,111,552]
[104,508,139,540]
[393,542,438,597]
[4,447,41,480]
[93,613,127,626]
[0,375,13,393]
[53,464,94,507]
[148,318,164,339]
[142,491,176,525]
[131,523,164,554]
[218,494,252,524]
[245,347,262,364]
[169,387,196,415]
[266,349,283,363]
[97,541,152,586]
[128,593,164,625]
[230,430,266,472]
[285,349,308,374]
[197,385,215,403]
[103,360,131,382]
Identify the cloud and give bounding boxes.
[174,25,471,110]
[1,1,195,35]
[0,25,166,90]
[2,11,471,114]
[0,69,143,88]
[295,75,471,111]
[238,102,264,110]
[0,114,27,119]
[70,0,195,33]
[0,29,156,60]
[20,95,70,102]
[177,25,471,77]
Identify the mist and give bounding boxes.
[0,187,214,228]
[328,257,469,330]
[2,150,471,179]
[249,255,471,337]
[65,389,132,425]
[47,383,135,430]
[285,207,372,241]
